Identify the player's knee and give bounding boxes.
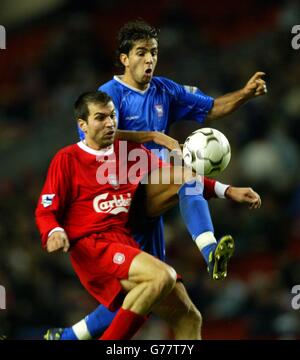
[175,305,202,331]
[155,265,177,295]
[177,299,202,323]
[189,307,202,329]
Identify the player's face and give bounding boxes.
[121,38,158,90]
[80,101,117,149]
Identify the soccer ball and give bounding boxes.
[183,128,231,176]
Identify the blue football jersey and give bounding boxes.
[81,76,213,260]
[99,76,213,150]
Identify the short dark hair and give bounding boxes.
[74,91,112,121]
[116,20,159,68]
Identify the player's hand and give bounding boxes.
[225,186,261,209]
[46,231,70,253]
[152,132,182,156]
[242,72,267,99]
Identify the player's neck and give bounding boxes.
[122,73,148,91]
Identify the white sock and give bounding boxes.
[72,319,92,340]
[195,231,217,251]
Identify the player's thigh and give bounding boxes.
[120,251,176,292]
[145,166,193,217]
[152,281,199,323]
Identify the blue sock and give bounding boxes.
[84,305,117,338]
[201,243,217,264]
[61,305,118,340]
[178,180,216,264]
[60,326,77,340]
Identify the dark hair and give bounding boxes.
[116,20,159,68]
[74,91,112,121]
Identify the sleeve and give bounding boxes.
[203,177,230,200]
[203,177,216,199]
[35,151,72,248]
[162,77,214,124]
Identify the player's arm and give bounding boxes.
[35,152,71,251]
[116,130,181,152]
[207,72,267,120]
[203,178,261,208]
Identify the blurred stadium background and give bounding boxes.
[0,0,299,339]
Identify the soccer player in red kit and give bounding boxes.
[36,91,179,340]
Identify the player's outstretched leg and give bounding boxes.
[45,250,176,341]
[145,166,235,280]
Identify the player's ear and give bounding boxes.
[78,118,88,133]
[120,53,129,67]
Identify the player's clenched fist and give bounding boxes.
[46,231,70,253]
[242,72,267,98]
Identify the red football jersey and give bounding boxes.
[35,140,166,247]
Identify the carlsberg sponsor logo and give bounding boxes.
[93,193,132,214]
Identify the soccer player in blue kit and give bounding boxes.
[45,20,265,340]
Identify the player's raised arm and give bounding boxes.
[207,72,267,120]
[225,186,262,209]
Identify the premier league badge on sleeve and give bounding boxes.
[41,194,55,208]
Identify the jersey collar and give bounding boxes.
[114,75,150,94]
[77,141,114,156]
